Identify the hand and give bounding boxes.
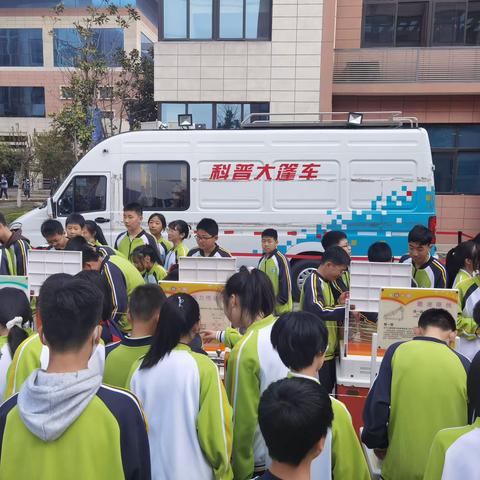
[200,330,217,343]
[338,292,349,305]
[374,448,387,460]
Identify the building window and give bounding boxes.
[363,0,480,47]
[159,102,269,128]
[53,28,124,68]
[0,87,45,118]
[141,32,154,58]
[0,29,43,67]
[161,0,272,40]
[425,124,480,194]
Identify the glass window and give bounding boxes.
[432,152,454,193]
[425,125,456,148]
[456,152,480,193]
[217,104,242,129]
[0,87,45,118]
[396,2,427,46]
[363,3,396,46]
[54,28,124,67]
[164,0,187,38]
[457,124,480,147]
[124,161,190,210]
[0,29,43,67]
[220,0,244,38]
[188,103,213,128]
[433,2,466,45]
[243,102,270,121]
[161,103,187,124]
[190,0,213,38]
[58,176,107,215]
[141,32,154,58]
[246,0,271,39]
[467,1,480,45]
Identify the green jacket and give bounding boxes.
[156,236,172,265]
[258,250,293,316]
[400,255,447,289]
[457,276,480,338]
[143,262,167,284]
[114,229,159,261]
[453,269,473,289]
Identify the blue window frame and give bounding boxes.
[53,28,124,67]
[0,87,45,118]
[0,29,43,67]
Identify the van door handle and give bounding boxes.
[95,217,110,223]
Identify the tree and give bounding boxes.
[34,130,76,180]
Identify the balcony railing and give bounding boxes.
[333,47,480,83]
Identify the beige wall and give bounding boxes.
[335,0,362,49]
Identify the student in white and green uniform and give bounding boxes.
[362,308,470,480]
[424,350,480,480]
[321,230,352,293]
[446,240,477,289]
[131,245,167,284]
[129,293,233,480]
[164,219,190,272]
[271,311,370,480]
[148,213,172,265]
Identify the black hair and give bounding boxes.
[259,377,333,466]
[0,288,32,357]
[368,241,393,262]
[223,267,275,322]
[473,232,480,246]
[65,213,86,229]
[271,312,328,371]
[197,218,219,237]
[148,213,167,231]
[65,235,89,251]
[84,220,108,245]
[41,219,64,238]
[132,244,162,265]
[0,212,6,226]
[141,293,200,369]
[445,241,478,288]
[129,284,167,322]
[168,220,190,240]
[38,274,103,352]
[321,231,347,250]
[408,224,433,245]
[81,244,101,265]
[473,301,480,327]
[320,246,351,266]
[262,228,278,241]
[124,202,143,216]
[74,270,112,322]
[418,308,456,331]
[165,265,179,281]
[468,349,480,417]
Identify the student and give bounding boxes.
[0,275,151,480]
[114,202,159,261]
[81,246,144,335]
[188,218,231,258]
[322,230,351,291]
[300,246,350,393]
[368,241,393,263]
[131,245,167,284]
[40,219,68,250]
[456,300,480,361]
[446,240,478,288]
[104,284,166,388]
[399,224,447,288]
[164,219,190,272]
[424,349,480,480]
[0,212,31,275]
[65,213,85,239]
[148,213,172,265]
[256,377,333,480]
[129,293,233,479]
[362,308,469,480]
[82,220,118,257]
[4,274,106,399]
[271,311,370,480]
[258,228,293,316]
[0,288,32,398]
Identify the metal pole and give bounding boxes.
[370,333,379,388]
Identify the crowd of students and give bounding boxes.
[0,204,480,479]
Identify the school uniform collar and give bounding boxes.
[416,255,434,271]
[100,255,111,269]
[459,269,473,279]
[122,335,152,347]
[412,336,448,345]
[287,371,320,384]
[174,343,192,352]
[198,244,221,257]
[264,249,278,259]
[257,471,283,480]
[129,229,147,240]
[245,314,276,334]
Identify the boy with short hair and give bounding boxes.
[114,203,159,261]
[256,377,333,480]
[0,212,31,275]
[258,228,293,316]
[0,274,150,479]
[65,213,86,239]
[104,284,166,387]
[400,224,447,288]
[300,246,350,392]
[40,219,68,250]
[368,241,393,263]
[271,311,370,480]
[322,230,351,291]
[188,218,231,258]
[362,308,469,480]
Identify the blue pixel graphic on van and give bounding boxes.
[276,186,435,258]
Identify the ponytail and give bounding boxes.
[446,241,478,288]
[7,322,29,357]
[141,293,200,369]
[84,220,108,246]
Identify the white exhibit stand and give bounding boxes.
[178,256,237,282]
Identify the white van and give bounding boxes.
[13,125,436,298]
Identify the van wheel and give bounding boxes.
[291,260,321,302]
